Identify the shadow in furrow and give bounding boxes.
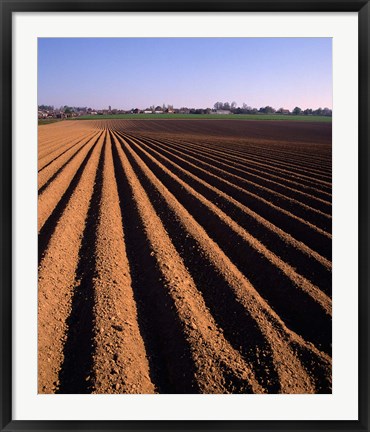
[111,137,199,394]
[292,343,332,394]
[137,133,333,201]
[124,135,332,296]
[38,140,99,267]
[118,139,281,393]
[144,136,332,216]
[38,133,95,172]
[57,141,105,394]
[38,132,101,195]
[125,139,332,355]
[128,134,332,261]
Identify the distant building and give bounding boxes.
[213,109,231,115]
[277,108,290,114]
[38,111,48,119]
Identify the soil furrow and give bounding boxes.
[39,119,332,394]
[38,131,101,193]
[130,134,332,229]
[119,133,332,354]
[124,133,332,294]
[153,134,332,185]
[114,132,332,394]
[89,132,155,394]
[178,139,333,181]
[112,133,265,394]
[117,131,332,260]
[38,131,104,233]
[38,132,104,394]
[213,143,332,169]
[145,133,333,188]
[57,134,107,393]
[150,136,332,210]
[38,131,95,169]
[132,132,333,196]
[135,132,333,202]
[38,136,101,264]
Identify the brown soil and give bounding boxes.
[38,119,332,394]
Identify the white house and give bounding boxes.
[216,109,231,115]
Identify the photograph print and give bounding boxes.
[37,37,332,394]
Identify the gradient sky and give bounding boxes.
[38,38,332,111]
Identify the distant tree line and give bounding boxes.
[39,102,332,117]
[213,102,332,116]
[38,105,55,111]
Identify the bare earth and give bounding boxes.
[38,119,332,394]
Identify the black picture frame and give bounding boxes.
[1,1,369,431]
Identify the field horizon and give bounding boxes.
[39,114,332,126]
[71,113,332,122]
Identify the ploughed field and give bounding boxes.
[38,119,332,394]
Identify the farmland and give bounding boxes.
[73,113,332,122]
[38,119,332,394]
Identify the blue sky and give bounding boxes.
[38,38,332,110]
